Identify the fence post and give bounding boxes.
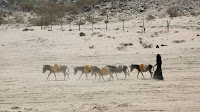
[105,15,109,31]
[79,16,81,31]
[143,18,145,33]
[167,20,170,32]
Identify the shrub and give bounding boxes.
[85,16,102,23]
[172,40,185,43]
[21,1,36,12]
[0,18,14,24]
[146,15,155,21]
[191,11,200,16]
[14,15,24,24]
[166,7,181,17]
[0,10,7,18]
[34,2,66,27]
[28,18,41,26]
[65,0,103,14]
[142,43,152,48]
[75,20,86,25]
[85,16,95,23]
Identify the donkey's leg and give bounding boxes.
[137,72,140,79]
[102,75,106,81]
[79,72,84,80]
[123,71,127,79]
[141,72,145,79]
[94,73,97,80]
[111,73,114,80]
[108,73,113,81]
[46,72,52,81]
[86,73,88,80]
[149,70,153,79]
[99,75,101,81]
[54,72,57,80]
[127,71,130,77]
[66,72,70,80]
[63,72,66,80]
[115,72,119,79]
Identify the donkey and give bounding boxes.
[43,64,70,81]
[74,66,92,80]
[91,66,101,80]
[91,66,113,81]
[130,64,154,79]
[106,65,130,79]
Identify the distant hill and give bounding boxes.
[1,0,200,25]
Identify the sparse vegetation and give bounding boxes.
[166,7,181,17]
[85,16,102,23]
[142,43,152,48]
[14,14,24,24]
[191,11,200,16]
[0,11,6,18]
[0,18,14,24]
[34,2,66,30]
[28,18,41,26]
[146,15,155,21]
[139,37,152,48]
[173,40,186,43]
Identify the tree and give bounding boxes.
[35,2,65,31]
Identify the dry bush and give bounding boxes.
[166,7,181,17]
[91,32,100,36]
[146,15,155,21]
[191,11,200,16]
[175,31,179,33]
[0,10,6,18]
[143,43,152,48]
[14,14,24,24]
[142,43,152,48]
[75,20,86,25]
[139,40,142,44]
[66,0,103,14]
[101,9,107,16]
[28,18,41,26]
[117,46,125,51]
[21,1,36,12]
[139,37,152,48]
[65,5,80,14]
[85,16,102,23]
[0,18,14,24]
[120,43,133,46]
[34,2,66,27]
[151,32,159,37]
[172,40,186,43]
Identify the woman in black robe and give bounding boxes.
[153,54,164,80]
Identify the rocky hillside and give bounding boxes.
[1,0,200,25]
[80,0,200,20]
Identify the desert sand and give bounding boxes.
[1,16,200,112]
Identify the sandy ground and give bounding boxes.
[1,16,200,112]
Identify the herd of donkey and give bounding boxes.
[42,63,155,81]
